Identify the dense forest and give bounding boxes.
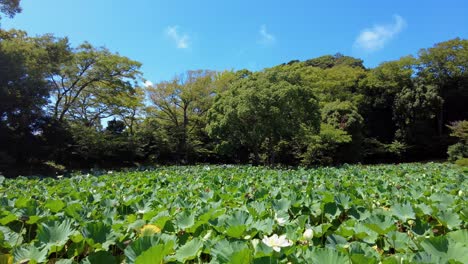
[1,2,467,176]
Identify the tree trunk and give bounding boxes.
[437,104,444,136]
[252,147,260,165]
[182,105,189,163]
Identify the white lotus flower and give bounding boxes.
[275,213,287,226]
[202,230,212,241]
[303,228,314,240]
[262,234,293,252]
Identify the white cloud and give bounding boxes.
[165,26,190,49]
[354,15,406,52]
[143,80,153,87]
[259,24,275,44]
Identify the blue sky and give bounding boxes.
[3,0,468,85]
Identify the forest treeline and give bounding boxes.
[1,5,467,176]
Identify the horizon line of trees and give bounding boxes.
[1,3,467,176]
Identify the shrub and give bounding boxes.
[448,143,468,162]
[455,158,468,167]
[447,121,468,162]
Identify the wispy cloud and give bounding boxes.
[354,15,406,52]
[258,24,275,44]
[143,80,153,87]
[165,26,190,49]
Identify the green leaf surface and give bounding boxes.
[81,251,116,264]
[13,245,48,264]
[174,238,203,262]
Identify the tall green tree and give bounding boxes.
[358,56,417,143]
[48,42,142,124]
[304,53,365,69]
[0,29,63,167]
[117,87,145,136]
[393,82,443,149]
[0,0,21,21]
[447,120,468,162]
[417,38,468,136]
[207,70,320,165]
[321,100,364,162]
[147,70,216,162]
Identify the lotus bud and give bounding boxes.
[203,230,212,241]
[303,228,314,240]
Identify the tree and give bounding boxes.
[303,65,366,103]
[273,61,366,103]
[393,82,443,155]
[66,122,143,168]
[48,42,142,124]
[447,120,468,162]
[358,56,417,143]
[106,119,126,135]
[321,101,364,162]
[147,70,216,162]
[0,0,21,21]
[116,87,145,136]
[304,53,365,69]
[207,70,320,165]
[418,38,468,136]
[300,123,351,165]
[0,29,63,167]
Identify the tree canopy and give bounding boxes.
[0,0,21,21]
[1,25,467,175]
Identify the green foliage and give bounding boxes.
[208,70,320,164]
[455,158,468,166]
[417,38,468,140]
[393,82,443,145]
[147,70,217,163]
[67,122,144,167]
[304,53,365,69]
[0,0,21,20]
[311,65,366,103]
[43,161,66,174]
[0,29,63,167]
[81,251,117,264]
[448,120,468,143]
[300,123,352,165]
[174,238,203,262]
[361,138,407,161]
[13,245,47,264]
[321,101,364,162]
[134,243,173,264]
[419,236,468,263]
[448,143,468,162]
[0,163,465,263]
[49,42,142,123]
[418,38,468,83]
[447,121,468,162]
[211,239,253,263]
[358,57,417,147]
[37,220,75,249]
[2,32,468,172]
[304,247,351,263]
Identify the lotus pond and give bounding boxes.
[0,163,467,263]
